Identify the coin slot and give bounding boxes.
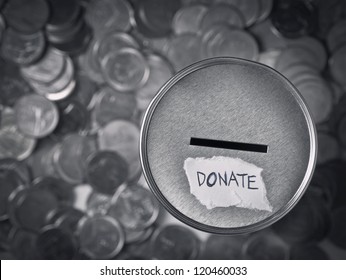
[190,137,268,153]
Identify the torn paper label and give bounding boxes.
[184,156,272,212]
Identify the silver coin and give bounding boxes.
[108,184,160,231]
[96,31,140,62]
[93,87,137,127]
[329,44,346,89]
[86,0,133,35]
[172,5,208,35]
[0,108,36,161]
[275,46,323,73]
[200,3,245,31]
[101,48,150,92]
[327,19,346,53]
[53,134,97,184]
[296,78,333,125]
[216,0,260,27]
[14,95,59,138]
[258,50,281,69]
[257,0,273,23]
[202,25,259,60]
[20,48,65,84]
[280,63,319,84]
[78,39,105,84]
[28,139,59,179]
[98,120,141,181]
[78,215,125,259]
[287,37,327,71]
[45,78,77,102]
[136,53,174,111]
[124,226,154,244]
[249,19,287,51]
[86,192,112,216]
[1,28,45,65]
[29,55,75,97]
[163,34,203,71]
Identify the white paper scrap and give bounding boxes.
[184,156,272,211]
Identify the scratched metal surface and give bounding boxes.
[141,58,317,234]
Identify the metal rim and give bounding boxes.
[140,57,317,234]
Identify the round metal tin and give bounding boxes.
[140,57,317,234]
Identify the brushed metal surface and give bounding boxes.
[140,58,317,234]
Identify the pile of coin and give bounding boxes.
[1,0,346,260]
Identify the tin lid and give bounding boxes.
[140,57,317,234]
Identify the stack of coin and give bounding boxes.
[1,0,346,260]
[46,0,92,55]
[20,48,76,101]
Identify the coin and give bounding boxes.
[45,79,77,102]
[199,4,245,31]
[1,29,45,65]
[271,0,317,38]
[295,78,333,124]
[46,0,81,33]
[86,151,129,195]
[9,228,39,260]
[78,39,105,84]
[202,25,259,60]
[257,0,273,23]
[0,108,36,161]
[93,87,137,127]
[21,48,65,84]
[36,226,78,260]
[78,215,125,259]
[217,0,258,27]
[8,187,59,232]
[0,168,25,221]
[317,132,340,165]
[51,208,85,235]
[258,50,281,69]
[29,55,75,97]
[279,63,319,84]
[275,46,323,73]
[290,244,329,260]
[249,18,287,51]
[151,225,200,260]
[68,74,98,110]
[14,95,59,138]
[134,0,182,38]
[27,138,60,179]
[98,120,141,181]
[0,66,34,107]
[53,134,97,184]
[101,47,150,92]
[2,0,49,34]
[172,5,208,35]
[327,19,346,53]
[136,53,174,111]
[33,177,75,205]
[200,235,247,260]
[86,192,112,216]
[108,184,160,230]
[96,31,140,62]
[242,230,290,260]
[286,37,327,72]
[54,100,88,136]
[123,226,154,245]
[164,33,203,71]
[0,158,31,185]
[86,0,133,35]
[329,44,346,89]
